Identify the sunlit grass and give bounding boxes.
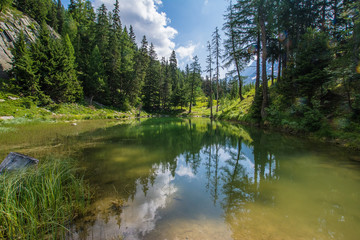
[0,157,91,239]
[215,88,255,121]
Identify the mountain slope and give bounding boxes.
[0,8,59,78]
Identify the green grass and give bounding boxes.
[0,157,91,239]
[0,92,140,123]
[215,88,255,122]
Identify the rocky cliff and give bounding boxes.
[0,9,59,79]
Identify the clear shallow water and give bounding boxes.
[1,118,359,240]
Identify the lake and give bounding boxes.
[1,118,359,240]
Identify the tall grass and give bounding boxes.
[0,157,91,239]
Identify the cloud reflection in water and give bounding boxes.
[120,164,176,240]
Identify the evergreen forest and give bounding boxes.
[0,0,359,142]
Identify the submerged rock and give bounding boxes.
[0,152,39,174]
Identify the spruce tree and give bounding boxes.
[133,36,149,106]
[188,56,201,113]
[87,45,105,105]
[212,27,221,112]
[0,0,13,12]
[11,31,40,97]
[143,43,161,111]
[206,41,213,118]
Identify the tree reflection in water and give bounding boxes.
[70,118,360,240]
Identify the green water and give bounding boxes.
[1,118,359,240]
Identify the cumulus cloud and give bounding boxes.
[93,0,177,57]
[176,164,195,179]
[176,43,196,61]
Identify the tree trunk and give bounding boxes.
[260,12,268,120]
[277,49,281,82]
[90,95,94,106]
[189,79,194,113]
[271,59,274,85]
[216,73,219,113]
[256,30,260,92]
[231,27,244,101]
[210,78,213,118]
[321,0,326,32]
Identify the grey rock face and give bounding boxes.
[0,9,59,79]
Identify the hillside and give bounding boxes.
[216,85,360,150]
[0,8,59,78]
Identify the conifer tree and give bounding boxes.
[160,57,171,109]
[120,27,135,108]
[188,56,201,113]
[223,0,247,101]
[95,4,109,57]
[87,45,105,105]
[206,41,214,118]
[0,0,13,12]
[212,27,221,112]
[133,36,149,106]
[11,31,40,97]
[143,43,161,111]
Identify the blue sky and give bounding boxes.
[62,0,229,76]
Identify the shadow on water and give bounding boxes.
[62,118,360,240]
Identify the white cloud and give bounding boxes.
[176,164,195,179]
[120,164,176,239]
[204,0,209,5]
[94,0,177,58]
[176,43,196,61]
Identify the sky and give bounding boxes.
[62,0,229,77]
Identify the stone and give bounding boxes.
[8,96,19,100]
[0,99,5,102]
[0,152,39,174]
[0,116,14,120]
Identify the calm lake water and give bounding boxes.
[1,118,359,240]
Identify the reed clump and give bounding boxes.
[0,157,91,239]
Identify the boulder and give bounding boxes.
[0,152,39,174]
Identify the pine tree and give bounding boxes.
[112,0,122,34]
[0,0,13,12]
[133,36,149,106]
[294,29,331,107]
[11,31,40,97]
[31,22,58,102]
[55,34,82,102]
[212,27,221,112]
[160,57,171,109]
[206,41,214,118]
[120,27,135,108]
[143,43,161,111]
[87,45,105,105]
[188,56,201,113]
[95,4,109,57]
[223,0,249,101]
[129,25,137,50]
[106,29,122,106]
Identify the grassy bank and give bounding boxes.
[0,157,91,239]
[0,92,146,123]
[215,85,360,150]
[0,90,219,123]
